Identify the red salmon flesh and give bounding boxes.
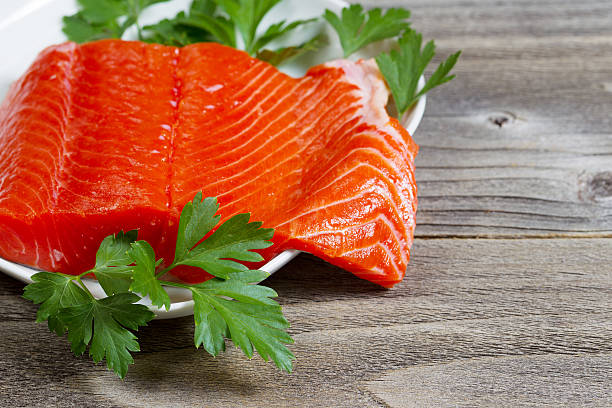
[0,40,418,288]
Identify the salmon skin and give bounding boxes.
[0,40,418,288]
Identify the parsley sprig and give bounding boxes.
[63,0,172,43]
[324,5,461,120]
[323,5,411,58]
[376,31,461,117]
[146,0,318,64]
[141,0,224,46]
[23,192,294,379]
[64,0,319,66]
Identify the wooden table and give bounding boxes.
[2,1,611,406]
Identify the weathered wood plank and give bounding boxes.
[362,0,612,39]
[365,353,612,407]
[1,239,611,407]
[353,1,612,238]
[416,33,612,236]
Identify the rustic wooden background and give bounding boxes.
[1,0,611,406]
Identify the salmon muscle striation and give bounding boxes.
[0,40,418,288]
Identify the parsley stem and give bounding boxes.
[155,264,176,280]
[158,280,192,290]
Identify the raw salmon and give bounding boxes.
[0,40,418,288]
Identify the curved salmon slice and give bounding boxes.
[0,40,418,288]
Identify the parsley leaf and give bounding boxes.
[192,0,217,14]
[250,18,317,55]
[143,1,234,47]
[59,293,155,379]
[177,212,274,279]
[170,193,274,279]
[142,17,209,47]
[23,272,90,335]
[24,271,155,379]
[174,192,220,264]
[189,270,294,372]
[62,13,124,43]
[214,0,281,54]
[256,35,322,66]
[129,241,170,310]
[182,0,236,46]
[375,30,461,118]
[93,230,138,296]
[324,5,411,58]
[63,0,172,43]
[212,0,317,58]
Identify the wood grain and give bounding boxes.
[2,0,612,406]
[365,353,612,407]
[371,0,612,238]
[2,239,611,407]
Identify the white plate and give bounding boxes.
[0,0,425,319]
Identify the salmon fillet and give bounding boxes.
[0,40,418,288]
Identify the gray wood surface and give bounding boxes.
[2,0,611,407]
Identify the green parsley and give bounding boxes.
[144,0,318,64]
[63,0,172,43]
[64,0,319,66]
[256,35,322,68]
[376,30,461,118]
[143,0,233,47]
[23,272,154,379]
[325,5,460,120]
[323,5,411,58]
[215,0,305,56]
[23,192,294,379]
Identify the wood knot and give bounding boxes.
[488,111,517,128]
[579,171,612,206]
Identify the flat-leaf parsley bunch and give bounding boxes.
[63,0,319,66]
[24,192,294,379]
